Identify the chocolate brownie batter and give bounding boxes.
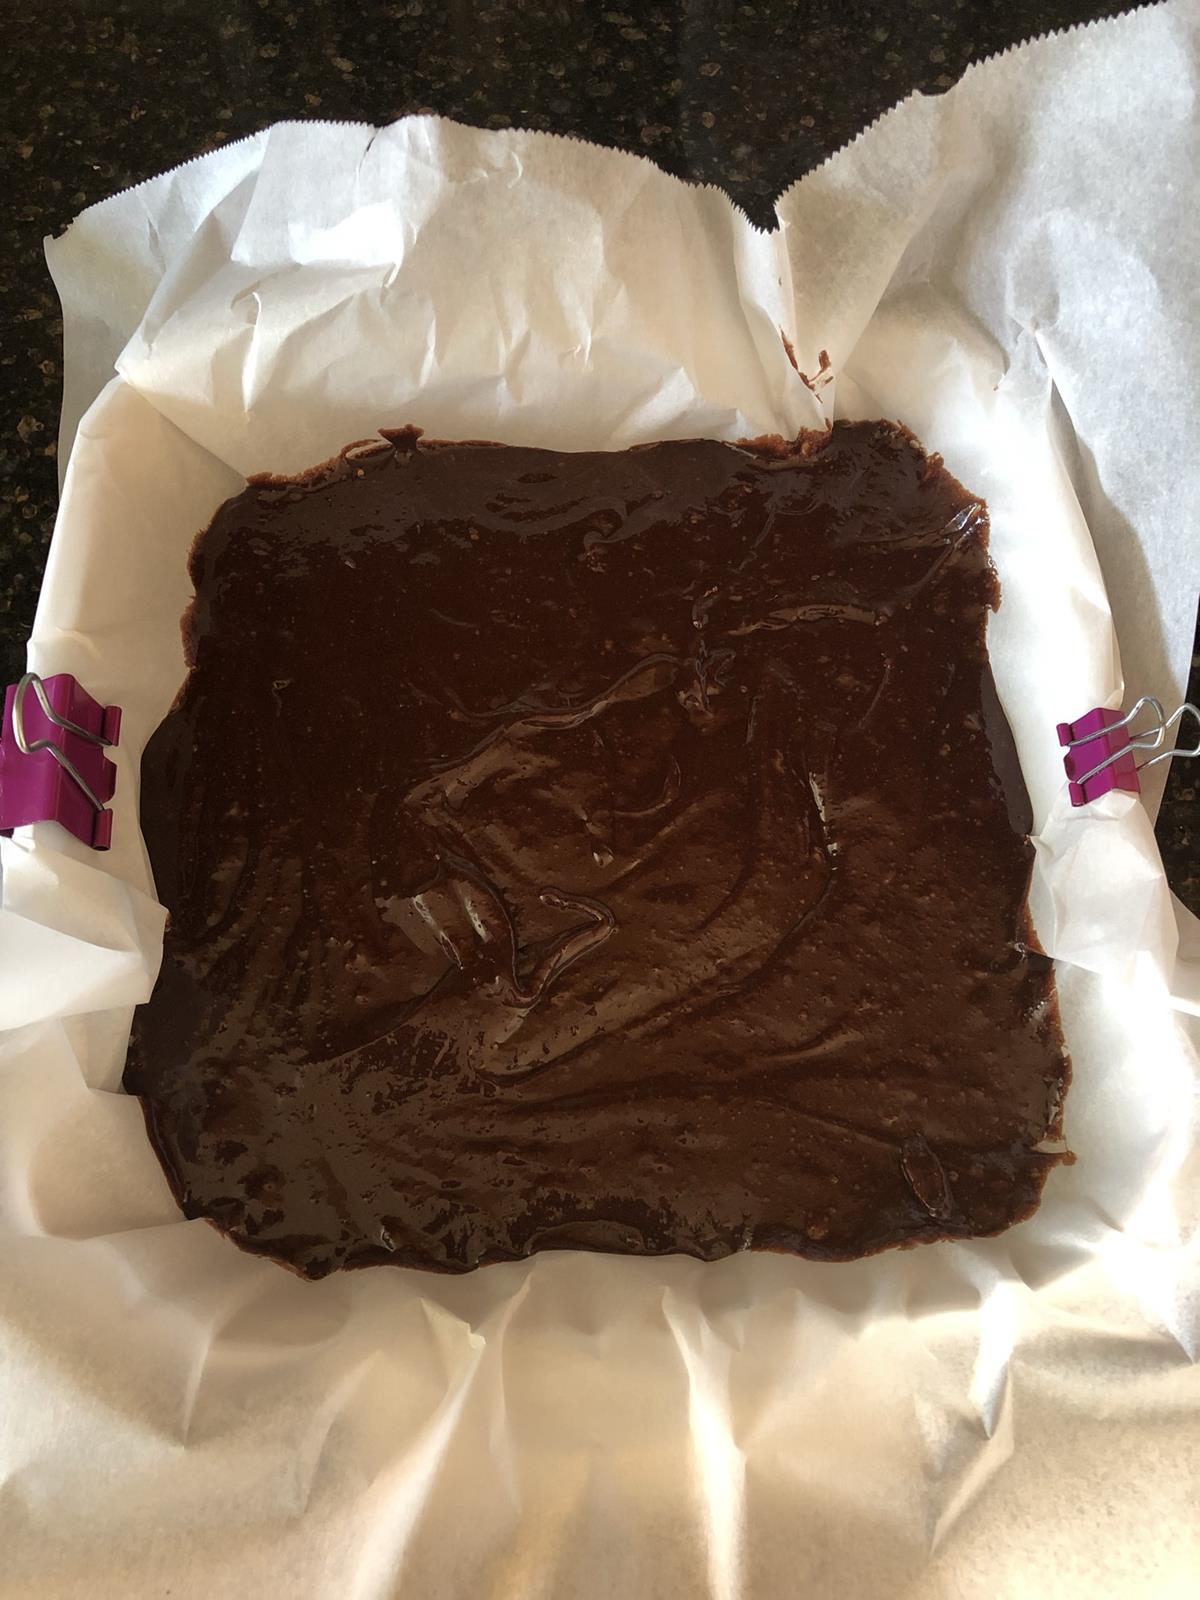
[125,422,1070,1278]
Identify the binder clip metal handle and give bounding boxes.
[1058,695,1199,807]
[0,672,121,849]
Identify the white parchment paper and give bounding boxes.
[3,5,1199,1595]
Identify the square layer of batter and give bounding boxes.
[125,421,1070,1277]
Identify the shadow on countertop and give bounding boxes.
[2,0,1195,908]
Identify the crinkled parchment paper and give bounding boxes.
[2,5,1199,1595]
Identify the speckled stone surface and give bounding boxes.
[2,0,1195,908]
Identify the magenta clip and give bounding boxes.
[0,672,121,849]
[1058,694,1200,807]
[1057,704,1142,806]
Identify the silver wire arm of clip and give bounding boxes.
[11,671,116,812]
[1063,695,1199,789]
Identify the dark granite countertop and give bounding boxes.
[2,1,1195,908]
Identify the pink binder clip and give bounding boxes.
[0,672,121,849]
[1058,695,1199,807]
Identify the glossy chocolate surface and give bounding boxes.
[125,422,1070,1277]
